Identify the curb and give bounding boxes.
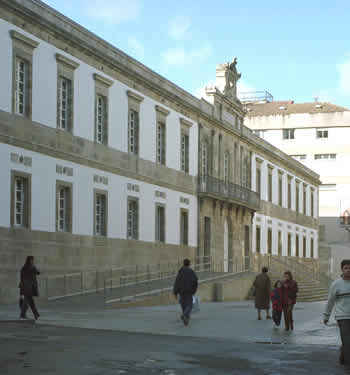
[0,319,35,324]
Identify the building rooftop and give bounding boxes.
[245,101,350,116]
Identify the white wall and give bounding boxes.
[0,19,198,177]
[0,143,198,247]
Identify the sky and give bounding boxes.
[42,0,350,108]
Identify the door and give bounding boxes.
[224,219,229,272]
[244,225,250,270]
[204,217,211,270]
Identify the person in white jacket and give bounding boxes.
[324,259,350,366]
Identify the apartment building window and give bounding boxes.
[302,236,306,257]
[295,182,300,212]
[288,177,292,209]
[201,142,208,176]
[256,166,261,196]
[295,234,299,257]
[316,129,328,138]
[303,185,307,215]
[180,118,192,173]
[11,31,38,119]
[95,95,106,143]
[156,122,166,164]
[311,189,314,217]
[283,129,295,140]
[311,238,314,258]
[224,151,230,183]
[314,154,336,160]
[180,209,189,245]
[127,197,139,239]
[56,54,79,133]
[94,191,107,236]
[267,228,272,254]
[278,172,283,206]
[268,168,273,202]
[155,204,165,242]
[11,171,31,228]
[127,90,144,155]
[290,154,307,161]
[255,226,261,253]
[56,182,72,233]
[278,231,282,256]
[287,233,292,256]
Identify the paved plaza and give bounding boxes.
[0,298,347,374]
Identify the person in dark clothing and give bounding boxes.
[19,256,40,320]
[281,270,298,331]
[271,280,283,327]
[253,267,271,320]
[173,258,198,326]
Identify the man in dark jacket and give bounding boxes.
[19,255,40,320]
[173,258,198,326]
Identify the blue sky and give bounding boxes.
[42,0,350,107]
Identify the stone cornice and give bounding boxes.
[155,105,170,117]
[180,118,193,128]
[93,73,113,87]
[127,90,144,102]
[10,30,39,49]
[55,53,79,70]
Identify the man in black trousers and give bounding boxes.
[173,258,198,326]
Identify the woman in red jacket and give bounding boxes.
[271,280,283,327]
[281,271,298,331]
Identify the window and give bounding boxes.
[295,234,299,257]
[290,154,307,161]
[11,171,31,228]
[316,129,328,138]
[255,226,261,253]
[267,228,272,254]
[95,94,107,144]
[283,129,295,140]
[311,189,314,217]
[224,151,230,183]
[311,238,314,258]
[127,198,138,239]
[303,186,307,215]
[201,142,208,176]
[11,31,38,119]
[256,166,261,196]
[302,236,306,257]
[314,154,336,160]
[156,121,166,165]
[278,173,283,206]
[288,233,292,256]
[180,209,189,245]
[181,131,189,173]
[128,109,139,154]
[56,53,79,133]
[56,182,72,232]
[295,182,299,212]
[268,169,273,202]
[278,231,282,256]
[94,192,107,236]
[288,178,292,209]
[155,204,165,242]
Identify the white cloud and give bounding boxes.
[337,57,350,95]
[168,15,191,40]
[161,45,212,66]
[127,36,144,61]
[84,0,142,25]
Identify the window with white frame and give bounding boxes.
[14,177,25,226]
[201,142,208,176]
[57,185,71,232]
[283,128,295,140]
[316,129,328,138]
[95,94,106,144]
[180,209,189,245]
[155,204,165,242]
[181,131,189,173]
[156,121,166,165]
[314,154,336,160]
[11,172,31,228]
[58,77,72,131]
[94,193,106,236]
[128,109,139,155]
[224,151,230,183]
[127,198,138,239]
[255,226,261,253]
[15,57,27,115]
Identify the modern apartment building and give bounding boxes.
[244,99,350,278]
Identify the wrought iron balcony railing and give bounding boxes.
[198,175,260,211]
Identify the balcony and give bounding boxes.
[198,175,260,211]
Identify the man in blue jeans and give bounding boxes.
[173,258,198,326]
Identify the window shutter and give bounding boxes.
[103,97,108,145]
[24,61,30,117]
[67,80,73,133]
[185,135,189,172]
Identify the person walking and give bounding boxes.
[281,270,298,331]
[324,259,350,367]
[173,258,198,326]
[271,280,283,327]
[253,267,271,320]
[19,256,40,320]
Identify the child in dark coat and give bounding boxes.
[271,280,283,327]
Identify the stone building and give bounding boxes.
[0,0,320,303]
[244,99,350,279]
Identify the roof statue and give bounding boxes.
[215,57,241,101]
